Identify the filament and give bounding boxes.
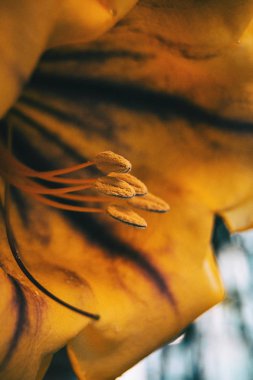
[32,194,106,213]
[27,177,96,185]
[0,142,95,179]
[0,173,94,195]
[35,161,94,178]
[52,193,111,203]
[0,127,158,233]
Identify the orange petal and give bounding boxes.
[0,192,97,379]
[1,1,253,378]
[67,195,224,380]
[0,1,62,118]
[48,0,138,48]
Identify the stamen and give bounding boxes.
[31,194,105,213]
[1,137,165,229]
[95,176,135,198]
[107,204,147,228]
[94,151,132,174]
[28,176,96,185]
[1,173,94,195]
[128,193,170,213]
[50,193,111,203]
[24,183,94,195]
[2,125,169,319]
[34,161,94,178]
[0,142,94,179]
[108,173,148,196]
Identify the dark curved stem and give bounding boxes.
[3,184,100,321]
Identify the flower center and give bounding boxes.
[0,133,169,319]
[0,140,170,225]
[0,143,158,227]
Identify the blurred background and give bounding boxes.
[45,217,253,380]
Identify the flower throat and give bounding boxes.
[0,126,169,319]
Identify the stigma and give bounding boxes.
[0,144,169,228]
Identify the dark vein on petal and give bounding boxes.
[0,275,28,370]
[18,94,119,143]
[11,187,30,227]
[24,73,253,133]
[42,48,152,63]
[66,212,177,307]
[114,25,221,60]
[9,109,92,170]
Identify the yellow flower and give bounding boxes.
[0,1,253,379]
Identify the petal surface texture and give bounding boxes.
[0,200,97,380]
[1,0,253,379]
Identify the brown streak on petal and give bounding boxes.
[0,275,28,370]
[11,188,52,246]
[63,213,177,309]
[21,72,253,133]
[47,264,90,288]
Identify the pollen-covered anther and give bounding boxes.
[128,192,170,213]
[94,151,132,174]
[94,176,135,198]
[107,205,147,229]
[108,173,148,196]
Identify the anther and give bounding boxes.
[128,193,170,213]
[95,176,135,198]
[94,151,132,174]
[107,205,147,228]
[108,173,148,196]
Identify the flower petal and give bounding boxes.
[0,1,61,118]
[0,195,97,379]
[0,0,137,119]
[66,195,223,380]
[48,0,138,48]
[220,197,253,233]
[1,1,253,379]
